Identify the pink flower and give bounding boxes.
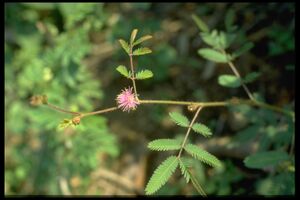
[116,87,139,112]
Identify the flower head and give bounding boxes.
[116,87,139,112]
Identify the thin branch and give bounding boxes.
[46,103,81,115]
[227,61,255,101]
[44,98,294,120]
[139,99,228,107]
[220,49,255,101]
[188,168,207,196]
[80,107,118,118]
[129,46,138,100]
[139,98,294,119]
[177,106,203,158]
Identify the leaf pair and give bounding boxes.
[116,65,153,80]
[198,48,232,63]
[169,112,212,137]
[146,141,222,195]
[218,72,261,88]
[145,155,209,195]
[118,29,152,56]
[148,139,222,168]
[200,30,236,50]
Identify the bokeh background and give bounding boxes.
[5,3,295,195]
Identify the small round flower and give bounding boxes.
[116,87,139,112]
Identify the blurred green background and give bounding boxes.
[5,3,294,195]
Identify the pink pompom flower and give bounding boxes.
[116,87,139,112]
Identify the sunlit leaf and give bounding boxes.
[185,144,222,168]
[218,74,242,88]
[192,123,212,137]
[133,47,152,56]
[148,139,181,151]
[145,156,179,194]
[130,29,138,45]
[118,39,130,54]
[169,112,190,127]
[116,65,130,78]
[135,69,153,79]
[198,48,231,63]
[133,35,152,46]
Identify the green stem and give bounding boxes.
[227,60,255,101]
[80,107,118,118]
[44,98,294,120]
[46,103,81,115]
[220,49,255,101]
[129,45,139,100]
[139,99,228,107]
[177,106,203,158]
[139,98,294,119]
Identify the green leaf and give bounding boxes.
[58,119,73,129]
[232,42,254,58]
[184,144,222,168]
[130,29,138,45]
[200,32,218,48]
[135,69,153,80]
[118,39,130,54]
[225,9,236,32]
[218,74,242,88]
[145,156,179,195]
[218,31,236,49]
[192,123,212,137]
[133,47,152,56]
[198,48,230,63]
[244,151,290,169]
[178,158,191,183]
[148,139,181,151]
[116,65,130,78]
[243,72,261,83]
[133,35,152,46]
[169,112,190,127]
[192,14,209,33]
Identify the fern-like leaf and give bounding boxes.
[178,158,191,183]
[116,65,130,78]
[130,29,138,45]
[148,139,181,151]
[133,47,152,56]
[184,144,222,168]
[192,123,212,137]
[178,157,206,196]
[169,112,190,127]
[145,156,179,195]
[133,35,152,46]
[58,119,73,129]
[135,69,153,80]
[118,39,130,54]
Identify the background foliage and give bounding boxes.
[5,3,294,195]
